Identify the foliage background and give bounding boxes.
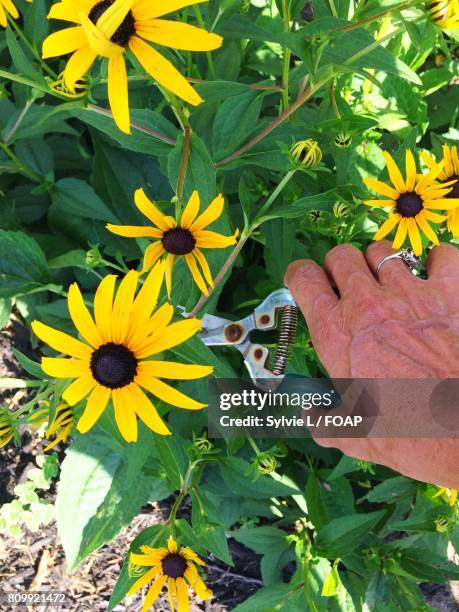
[1,0,459,609]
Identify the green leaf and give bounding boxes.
[231,525,289,554]
[0,299,12,330]
[0,230,52,299]
[76,108,178,157]
[314,510,386,558]
[6,27,45,84]
[360,476,416,504]
[12,348,44,379]
[200,524,233,565]
[51,178,119,224]
[56,427,169,570]
[220,457,300,499]
[232,583,293,612]
[153,434,188,491]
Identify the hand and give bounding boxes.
[284,241,459,488]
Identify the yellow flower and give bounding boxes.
[422,144,459,237]
[42,0,223,133]
[31,262,213,443]
[290,139,322,168]
[432,486,458,506]
[363,149,459,255]
[0,408,15,448]
[128,536,212,612]
[0,0,18,28]
[107,189,238,297]
[427,0,459,30]
[28,401,74,451]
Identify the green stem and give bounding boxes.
[328,0,338,17]
[281,0,291,112]
[329,79,341,119]
[8,16,57,79]
[253,169,297,224]
[193,5,217,79]
[334,0,420,33]
[176,126,192,209]
[0,141,42,183]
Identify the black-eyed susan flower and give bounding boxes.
[427,0,459,30]
[0,407,15,448]
[31,262,213,443]
[42,0,223,133]
[363,149,459,255]
[127,536,212,612]
[28,401,74,451]
[107,189,238,297]
[422,144,459,237]
[290,139,322,168]
[0,0,20,28]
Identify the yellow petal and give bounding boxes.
[364,177,399,200]
[416,212,439,245]
[405,150,417,192]
[194,230,237,248]
[176,577,190,612]
[185,253,208,295]
[77,385,111,433]
[62,374,96,405]
[137,360,213,380]
[96,0,134,40]
[106,224,163,238]
[190,193,224,231]
[363,199,395,208]
[133,0,207,21]
[128,383,171,435]
[129,260,166,331]
[63,45,96,91]
[129,35,203,106]
[142,242,165,272]
[127,566,163,596]
[112,386,138,442]
[136,19,223,51]
[68,282,103,348]
[407,218,423,255]
[136,319,201,358]
[80,12,125,57]
[42,27,87,58]
[383,151,406,193]
[108,56,131,134]
[192,248,213,286]
[135,188,176,230]
[142,575,168,612]
[111,270,138,343]
[129,302,174,352]
[137,376,206,410]
[94,274,117,343]
[423,210,447,223]
[392,217,408,250]
[373,213,401,241]
[41,357,89,379]
[32,320,92,360]
[180,191,200,229]
[48,1,91,23]
[165,253,174,298]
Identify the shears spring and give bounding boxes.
[199,289,298,390]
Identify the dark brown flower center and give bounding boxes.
[446,175,459,199]
[162,228,196,255]
[89,0,135,46]
[162,553,187,578]
[90,343,137,389]
[396,192,423,218]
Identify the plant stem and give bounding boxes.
[328,0,338,17]
[188,229,250,317]
[176,126,191,209]
[0,141,42,183]
[215,76,332,167]
[281,0,291,112]
[329,79,341,119]
[193,5,217,80]
[333,0,420,33]
[3,99,34,144]
[253,169,297,224]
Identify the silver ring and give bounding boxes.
[376,249,421,275]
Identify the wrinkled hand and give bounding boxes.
[285,241,459,488]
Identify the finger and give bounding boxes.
[324,244,377,297]
[365,240,418,285]
[284,259,338,332]
[426,243,459,280]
